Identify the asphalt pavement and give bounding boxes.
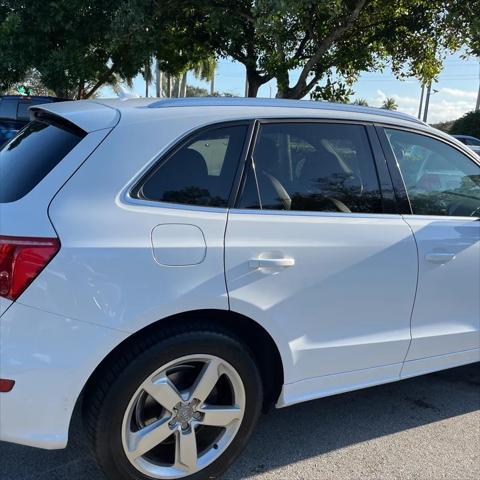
[1,363,479,480]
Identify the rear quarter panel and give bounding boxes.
[18,116,233,333]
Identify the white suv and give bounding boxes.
[1,98,479,480]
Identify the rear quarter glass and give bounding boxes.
[0,118,85,203]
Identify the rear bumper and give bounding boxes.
[0,302,127,449]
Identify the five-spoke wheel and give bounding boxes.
[85,328,263,480]
[122,355,245,478]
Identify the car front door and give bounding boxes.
[225,121,418,406]
[379,127,480,378]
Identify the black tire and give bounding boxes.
[84,325,263,480]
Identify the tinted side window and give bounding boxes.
[465,137,480,147]
[136,125,247,208]
[238,123,383,214]
[385,129,480,217]
[0,120,85,203]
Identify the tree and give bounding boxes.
[163,0,478,99]
[0,1,214,98]
[0,1,152,97]
[192,57,217,95]
[381,97,398,110]
[449,111,480,138]
[186,85,210,97]
[353,98,369,106]
[3,69,53,96]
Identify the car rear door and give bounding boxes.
[224,120,418,406]
[378,127,480,377]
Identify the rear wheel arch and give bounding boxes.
[78,309,285,435]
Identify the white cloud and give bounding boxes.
[368,89,477,123]
[440,88,477,100]
[372,90,419,107]
[422,99,474,123]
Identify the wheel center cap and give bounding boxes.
[175,402,195,423]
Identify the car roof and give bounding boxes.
[30,97,480,161]
[0,95,60,101]
[32,96,431,132]
[146,97,425,125]
[0,95,67,121]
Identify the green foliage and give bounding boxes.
[431,120,455,133]
[310,77,354,103]
[185,85,232,97]
[381,97,398,110]
[164,0,478,98]
[449,111,480,138]
[0,1,214,98]
[186,85,210,97]
[1,1,477,100]
[4,69,54,96]
[353,98,369,106]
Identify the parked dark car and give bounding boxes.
[452,134,480,156]
[0,95,66,145]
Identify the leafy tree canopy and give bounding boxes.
[1,1,478,100]
[162,0,478,99]
[449,111,480,138]
[0,0,213,98]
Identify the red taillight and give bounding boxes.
[0,236,60,301]
[0,379,15,392]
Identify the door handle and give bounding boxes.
[425,252,456,264]
[249,257,295,269]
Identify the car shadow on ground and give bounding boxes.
[1,363,478,480]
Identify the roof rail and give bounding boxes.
[147,97,424,125]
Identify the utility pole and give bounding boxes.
[418,84,425,119]
[423,83,432,123]
[476,60,479,112]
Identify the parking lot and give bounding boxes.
[1,363,479,480]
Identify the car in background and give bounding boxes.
[453,134,480,156]
[0,95,66,145]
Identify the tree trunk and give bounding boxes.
[180,72,187,98]
[210,69,215,96]
[175,76,181,97]
[247,81,260,97]
[156,61,162,98]
[276,82,306,99]
[246,67,262,97]
[166,75,172,98]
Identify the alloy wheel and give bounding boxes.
[121,354,246,479]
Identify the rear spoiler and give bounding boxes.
[29,100,120,133]
[30,110,87,137]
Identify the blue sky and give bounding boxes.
[102,51,479,124]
